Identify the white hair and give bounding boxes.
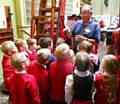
[81,4,92,13]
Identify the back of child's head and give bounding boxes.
[56,37,65,46]
[100,54,120,75]
[1,41,18,56]
[15,39,28,52]
[36,48,51,64]
[78,40,93,53]
[106,45,115,54]
[75,52,91,71]
[55,43,70,60]
[10,52,29,70]
[27,38,37,51]
[39,37,52,48]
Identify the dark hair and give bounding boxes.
[75,52,91,71]
[39,37,51,48]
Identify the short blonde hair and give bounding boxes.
[1,41,17,54]
[37,48,51,64]
[14,39,28,51]
[78,40,93,53]
[11,52,28,69]
[100,54,120,74]
[55,43,70,59]
[75,52,91,71]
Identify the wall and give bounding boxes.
[92,0,120,16]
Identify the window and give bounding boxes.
[25,0,40,25]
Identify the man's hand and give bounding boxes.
[75,35,87,42]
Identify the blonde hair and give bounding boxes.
[78,40,93,53]
[11,52,28,69]
[14,39,28,51]
[1,41,17,54]
[99,55,120,103]
[37,48,51,64]
[100,54,120,74]
[55,43,70,60]
[75,52,91,71]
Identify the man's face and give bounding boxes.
[81,10,92,22]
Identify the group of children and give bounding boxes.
[0,36,120,104]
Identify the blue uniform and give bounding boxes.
[71,19,101,52]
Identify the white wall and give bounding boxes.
[92,0,120,16]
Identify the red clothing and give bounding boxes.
[94,71,120,104]
[27,51,36,62]
[116,55,120,63]
[8,72,40,104]
[28,61,49,104]
[49,59,74,102]
[72,99,93,104]
[2,55,16,89]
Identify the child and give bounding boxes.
[15,39,34,62]
[49,43,74,104]
[39,37,56,69]
[14,39,29,52]
[8,52,40,104]
[65,52,94,104]
[28,48,51,104]
[94,54,120,104]
[27,38,38,61]
[56,37,65,47]
[1,41,18,92]
[78,40,100,73]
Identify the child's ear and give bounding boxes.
[21,63,26,69]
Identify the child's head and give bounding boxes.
[1,41,18,56]
[27,38,37,51]
[75,52,91,71]
[15,39,28,52]
[39,37,53,49]
[56,37,65,47]
[36,48,51,64]
[10,52,29,71]
[106,45,115,55]
[100,54,120,75]
[78,40,93,53]
[55,43,70,60]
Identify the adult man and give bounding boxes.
[70,4,101,53]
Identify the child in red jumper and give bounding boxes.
[1,41,18,92]
[28,48,51,104]
[27,38,38,61]
[94,54,120,104]
[8,52,40,104]
[49,43,74,104]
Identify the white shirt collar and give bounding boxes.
[15,70,27,74]
[74,69,90,77]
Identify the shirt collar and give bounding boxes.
[74,69,90,77]
[15,70,27,74]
